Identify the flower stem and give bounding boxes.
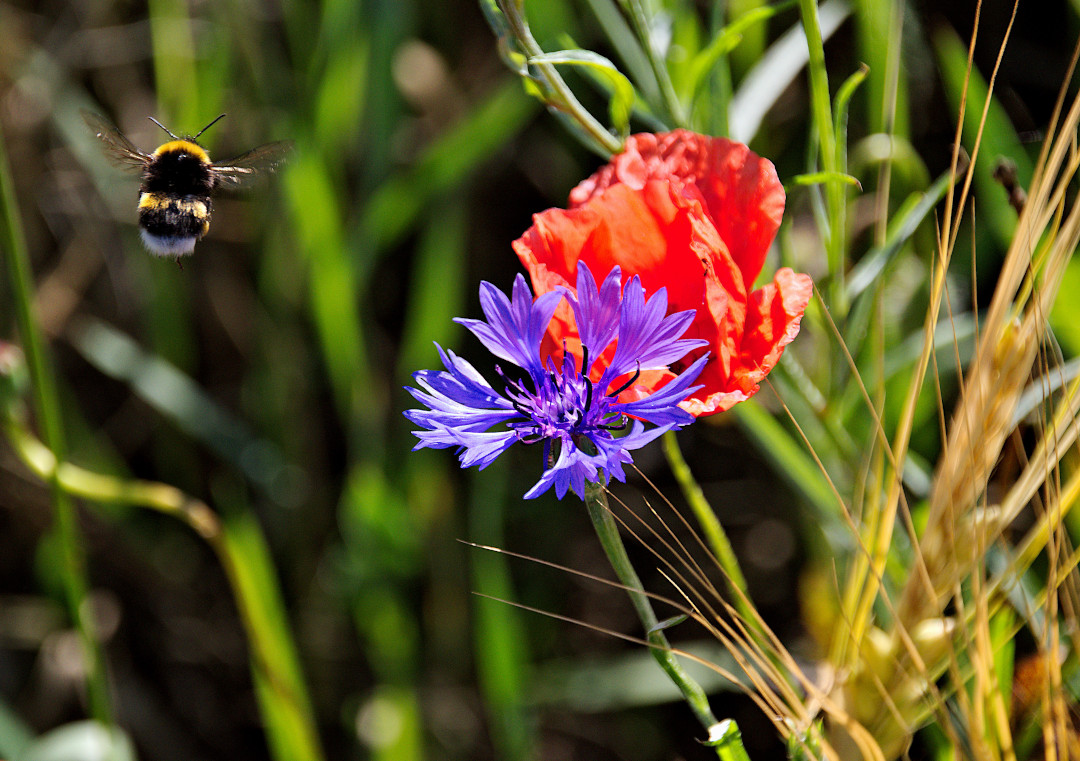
[710,719,754,761]
[660,432,754,618]
[583,481,721,740]
[0,118,113,725]
[497,0,624,155]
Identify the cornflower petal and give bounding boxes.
[524,439,600,500]
[616,354,708,427]
[569,263,623,368]
[457,275,564,376]
[405,265,706,500]
[601,276,708,388]
[592,420,673,484]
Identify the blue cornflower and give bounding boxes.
[404,263,708,500]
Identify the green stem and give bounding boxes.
[621,0,687,126]
[498,0,623,154]
[0,119,113,725]
[583,481,721,740]
[798,0,847,315]
[711,719,754,761]
[660,433,754,617]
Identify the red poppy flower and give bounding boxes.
[513,130,812,416]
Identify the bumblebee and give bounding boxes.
[83,110,292,259]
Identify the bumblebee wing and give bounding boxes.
[213,141,294,188]
[81,110,150,172]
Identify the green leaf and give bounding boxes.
[650,614,690,634]
[219,508,323,761]
[529,50,636,136]
[731,399,838,523]
[833,63,869,145]
[789,171,863,190]
[580,0,659,103]
[846,169,955,301]
[0,698,34,760]
[686,0,795,102]
[67,317,301,507]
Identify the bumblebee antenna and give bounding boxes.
[194,114,227,140]
[148,117,179,140]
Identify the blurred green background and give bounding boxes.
[1,0,1078,760]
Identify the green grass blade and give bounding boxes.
[283,154,371,420]
[218,507,324,761]
[0,698,34,760]
[67,317,299,505]
[731,399,838,522]
[581,0,659,103]
[529,50,636,137]
[0,114,112,728]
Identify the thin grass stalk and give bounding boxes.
[467,534,818,754]
[852,39,1080,759]
[809,279,930,671]
[473,582,801,744]
[851,4,1025,662]
[523,482,891,761]
[626,465,804,697]
[869,0,905,246]
[972,526,1017,761]
[602,486,805,714]
[467,464,537,761]
[1003,451,1080,587]
[905,116,1080,627]
[0,120,113,726]
[581,481,722,741]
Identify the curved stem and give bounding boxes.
[498,0,624,154]
[3,417,326,761]
[583,480,720,739]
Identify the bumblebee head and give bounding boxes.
[151,140,212,165]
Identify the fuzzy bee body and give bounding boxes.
[83,111,291,259]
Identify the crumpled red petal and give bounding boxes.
[569,130,786,291]
[515,130,811,417]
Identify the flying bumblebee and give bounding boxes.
[83,110,292,260]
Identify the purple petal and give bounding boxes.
[458,276,564,376]
[569,264,622,370]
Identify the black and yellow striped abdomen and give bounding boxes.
[136,140,217,257]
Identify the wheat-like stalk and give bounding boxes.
[819,22,1080,761]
